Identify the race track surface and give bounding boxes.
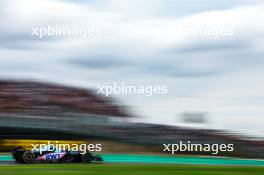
[1,154,264,166]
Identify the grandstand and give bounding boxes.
[0,80,128,117]
[0,80,263,158]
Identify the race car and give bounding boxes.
[12,146,103,164]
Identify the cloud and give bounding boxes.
[0,0,264,136]
[69,57,130,69]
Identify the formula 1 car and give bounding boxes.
[12,146,103,164]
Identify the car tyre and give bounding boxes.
[22,151,35,164]
[81,153,93,163]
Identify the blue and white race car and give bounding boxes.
[12,146,103,164]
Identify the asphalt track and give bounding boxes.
[0,154,264,166]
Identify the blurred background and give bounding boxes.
[0,0,264,163]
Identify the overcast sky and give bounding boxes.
[0,0,264,137]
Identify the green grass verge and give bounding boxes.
[0,164,264,175]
